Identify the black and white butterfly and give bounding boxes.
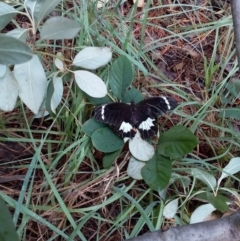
[94,96,178,139]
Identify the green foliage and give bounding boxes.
[220,80,240,106]
[141,127,198,190]
[218,107,240,119]
[0,35,32,65]
[103,148,123,169]
[45,78,57,117]
[0,197,19,241]
[92,127,124,153]
[206,192,229,212]
[196,192,229,212]
[122,88,144,103]
[40,16,81,40]
[109,55,134,100]
[87,95,112,106]
[0,2,17,30]
[158,126,199,159]
[141,154,172,190]
[204,57,220,89]
[226,80,240,98]
[82,118,107,137]
[0,1,111,113]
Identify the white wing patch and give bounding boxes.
[101,105,105,120]
[139,117,155,131]
[119,121,133,133]
[162,96,171,110]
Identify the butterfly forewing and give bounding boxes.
[94,102,129,125]
[136,97,177,117]
[94,102,136,138]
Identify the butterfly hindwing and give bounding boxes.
[94,102,128,125]
[134,97,177,138]
[136,115,158,139]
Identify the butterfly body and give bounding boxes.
[94,97,178,139]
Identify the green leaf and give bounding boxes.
[0,35,33,65]
[195,192,208,201]
[50,75,63,113]
[45,77,55,117]
[92,127,124,152]
[127,157,146,180]
[6,28,28,42]
[122,87,144,103]
[109,56,133,100]
[0,2,17,30]
[226,80,240,98]
[28,0,63,28]
[141,154,172,190]
[163,198,179,219]
[206,192,229,212]
[82,118,106,137]
[220,96,232,104]
[158,126,198,159]
[54,52,64,70]
[34,75,63,118]
[40,16,81,40]
[191,168,216,190]
[87,95,112,106]
[14,55,47,114]
[73,47,112,70]
[74,70,107,98]
[0,197,19,241]
[0,67,18,112]
[34,80,56,118]
[25,0,42,20]
[190,204,216,224]
[0,64,7,77]
[218,157,240,187]
[195,192,229,212]
[129,130,155,161]
[103,148,122,169]
[218,107,240,119]
[45,76,64,117]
